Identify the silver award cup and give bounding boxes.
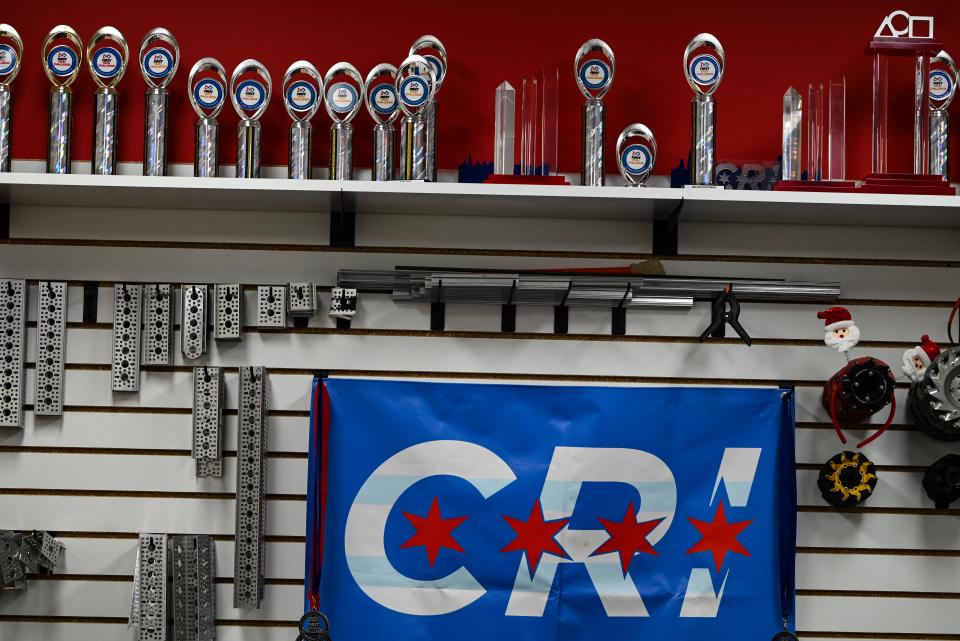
[282,61,322,180]
[684,34,725,186]
[43,26,83,174]
[396,55,435,181]
[230,59,271,178]
[615,123,657,187]
[929,50,958,177]
[575,39,615,186]
[323,62,363,180]
[87,27,129,176]
[139,28,180,176]
[188,58,227,177]
[0,25,23,172]
[365,64,400,181]
[409,36,446,182]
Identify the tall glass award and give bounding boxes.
[493,81,515,175]
[781,87,802,182]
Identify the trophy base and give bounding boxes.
[774,180,859,192]
[483,174,570,186]
[858,173,955,196]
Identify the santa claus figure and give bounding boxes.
[902,335,941,383]
[817,306,860,355]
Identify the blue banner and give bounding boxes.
[306,379,796,640]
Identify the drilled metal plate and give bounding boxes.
[234,366,268,609]
[196,535,216,641]
[181,285,209,360]
[215,283,243,341]
[37,531,64,570]
[193,366,224,478]
[143,284,174,365]
[111,284,142,393]
[0,279,26,427]
[136,533,167,641]
[35,281,67,416]
[329,286,358,319]
[257,286,286,329]
[287,282,317,316]
[171,534,197,641]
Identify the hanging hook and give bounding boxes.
[46,281,55,298]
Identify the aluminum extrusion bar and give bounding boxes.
[143,284,174,366]
[214,284,243,341]
[234,366,268,609]
[181,285,209,360]
[192,366,225,478]
[0,279,26,427]
[112,284,142,392]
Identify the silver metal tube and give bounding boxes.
[0,86,11,173]
[236,120,260,178]
[913,54,930,175]
[288,121,312,180]
[47,87,72,174]
[92,88,119,175]
[424,101,438,182]
[400,115,426,180]
[930,109,949,177]
[691,95,716,185]
[372,123,394,181]
[194,117,218,177]
[329,122,353,180]
[580,99,605,186]
[143,88,169,176]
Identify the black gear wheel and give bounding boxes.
[908,347,960,441]
[817,451,878,508]
[923,454,960,509]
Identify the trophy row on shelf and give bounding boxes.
[0,24,447,180]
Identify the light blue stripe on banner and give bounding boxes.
[354,475,512,505]
[347,555,480,590]
[539,480,677,514]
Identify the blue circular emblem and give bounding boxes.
[689,54,720,85]
[326,81,359,114]
[399,76,430,107]
[235,79,267,111]
[193,78,224,109]
[578,60,610,91]
[0,44,17,76]
[92,46,123,79]
[369,83,398,115]
[620,144,652,176]
[47,45,78,77]
[142,47,173,80]
[929,70,953,100]
[286,80,318,112]
[424,53,445,84]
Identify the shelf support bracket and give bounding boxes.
[652,198,684,256]
[501,279,517,333]
[611,282,630,336]
[553,281,573,335]
[430,279,445,331]
[330,189,356,248]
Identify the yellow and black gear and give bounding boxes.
[817,451,878,508]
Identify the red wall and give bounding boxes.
[5,1,960,179]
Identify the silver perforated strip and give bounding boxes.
[0,279,26,427]
[193,367,225,478]
[256,286,286,329]
[234,366,268,609]
[112,284,142,393]
[171,534,198,641]
[143,284,174,366]
[196,535,216,641]
[35,281,67,416]
[181,285,209,361]
[214,284,242,341]
[287,282,317,316]
[135,533,167,641]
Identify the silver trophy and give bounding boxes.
[43,26,83,174]
[575,39,615,186]
[87,27,128,176]
[230,59,271,179]
[364,64,400,181]
[615,123,657,187]
[409,36,447,181]
[282,60,322,180]
[323,62,363,181]
[0,25,23,173]
[929,50,958,177]
[683,34,725,187]
[188,57,226,177]
[396,54,435,181]
[139,28,180,176]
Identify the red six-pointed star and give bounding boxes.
[686,501,752,571]
[590,501,664,575]
[501,499,570,576]
[401,496,468,567]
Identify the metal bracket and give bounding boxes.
[35,281,67,415]
[171,534,216,641]
[553,281,572,335]
[195,535,216,641]
[192,366,225,478]
[329,287,357,321]
[287,282,317,317]
[133,533,168,641]
[257,286,286,329]
[234,366,268,609]
[652,199,684,256]
[142,284,174,366]
[611,282,631,336]
[181,285,209,360]
[82,282,99,323]
[214,284,243,341]
[0,279,25,427]
[111,284,142,393]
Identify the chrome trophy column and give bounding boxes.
[575,39,615,186]
[396,55,435,181]
[43,25,83,174]
[323,62,363,180]
[0,25,23,172]
[139,28,180,176]
[86,27,128,175]
[928,50,958,177]
[409,36,446,182]
[364,64,400,181]
[282,60,321,180]
[615,123,657,187]
[188,58,226,177]
[230,59,271,179]
[683,33,726,186]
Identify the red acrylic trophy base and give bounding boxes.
[483,174,570,186]
[858,173,955,195]
[774,180,859,192]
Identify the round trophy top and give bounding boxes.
[409,35,447,94]
[322,61,363,125]
[396,54,435,119]
[929,50,958,111]
[575,39,615,101]
[616,123,657,187]
[684,33,725,96]
[188,57,227,119]
[43,25,83,88]
[86,26,128,89]
[139,28,180,89]
[0,24,24,86]
[230,58,271,122]
[282,60,322,123]
[364,63,400,126]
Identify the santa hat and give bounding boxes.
[915,335,941,367]
[817,306,854,331]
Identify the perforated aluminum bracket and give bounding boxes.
[329,286,358,320]
[112,284,142,393]
[35,281,67,416]
[0,279,26,427]
[287,282,317,316]
[181,285,209,361]
[142,284,174,366]
[170,534,215,641]
[196,535,216,641]
[193,366,225,478]
[214,284,243,341]
[256,285,286,329]
[135,533,168,641]
[234,366,268,609]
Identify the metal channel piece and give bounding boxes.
[143,284,174,365]
[287,282,317,316]
[181,285,209,360]
[0,279,26,427]
[35,281,67,416]
[196,535,216,641]
[234,366,268,609]
[135,533,168,641]
[171,534,198,641]
[193,366,225,478]
[256,285,286,329]
[112,284,142,393]
[214,283,243,341]
[329,286,358,320]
